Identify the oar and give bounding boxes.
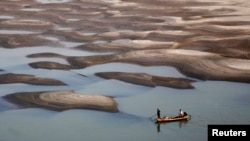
[149,114,157,118]
[149,114,157,122]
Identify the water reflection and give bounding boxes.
[156,120,189,133]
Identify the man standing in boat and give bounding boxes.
[157,108,161,118]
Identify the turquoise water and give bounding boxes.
[0,47,250,141]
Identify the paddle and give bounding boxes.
[149,114,157,122]
[149,114,157,118]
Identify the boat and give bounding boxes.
[155,114,191,123]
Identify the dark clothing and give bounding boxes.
[157,109,161,118]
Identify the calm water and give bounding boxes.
[0,46,250,141]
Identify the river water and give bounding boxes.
[0,46,250,141]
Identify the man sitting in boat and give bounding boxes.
[179,109,184,117]
[179,109,187,117]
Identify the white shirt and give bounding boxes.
[181,110,184,116]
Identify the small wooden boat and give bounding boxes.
[155,114,191,123]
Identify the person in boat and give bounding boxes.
[157,108,161,118]
[178,109,184,117]
[178,109,189,117]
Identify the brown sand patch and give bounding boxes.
[0,73,66,85]
[3,91,119,112]
[95,72,195,89]
[29,61,76,70]
[1,19,53,29]
[0,34,54,48]
[0,0,250,84]
[68,49,250,83]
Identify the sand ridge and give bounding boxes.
[4,91,119,112]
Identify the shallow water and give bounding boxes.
[0,45,250,141]
[0,82,249,141]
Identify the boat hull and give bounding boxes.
[156,115,191,123]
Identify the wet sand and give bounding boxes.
[3,91,118,112]
[1,0,250,111]
[95,72,195,89]
[0,73,66,85]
